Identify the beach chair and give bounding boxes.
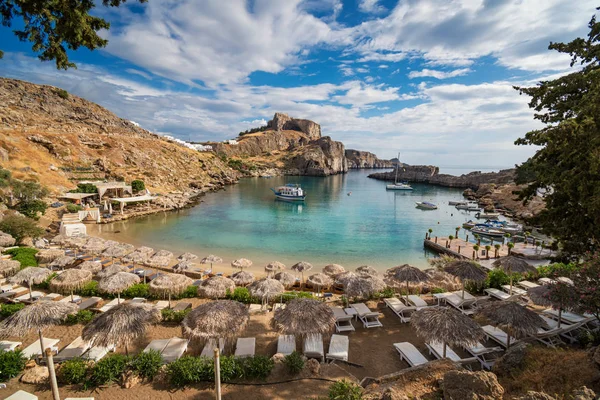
[501,285,527,296]
[172,302,192,312]
[482,325,518,348]
[78,297,102,311]
[484,288,516,301]
[444,293,478,315]
[539,316,584,344]
[332,307,355,332]
[425,342,477,369]
[40,293,63,301]
[518,280,540,290]
[161,338,188,363]
[542,309,595,325]
[464,342,503,370]
[85,344,115,362]
[55,337,91,362]
[130,297,147,303]
[350,303,383,328]
[326,334,349,363]
[0,284,13,292]
[533,327,564,348]
[201,338,225,358]
[0,340,21,352]
[234,337,256,358]
[22,338,60,359]
[272,303,286,311]
[99,298,119,313]
[452,290,476,300]
[538,277,555,285]
[393,342,429,367]
[406,295,429,309]
[154,300,169,310]
[303,334,324,362]
[59,295,82,304]
[5,390,38,400]
[144,339,171,354]
[277,335,296,356]
[557,277,574,285]
[249,304,266,313]
[15,291,44,302]
[384,297,415,323]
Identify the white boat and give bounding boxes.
[270,184,306,201]
[471,226,505,238]
[475,212,500,220]
[416,201,438,210]
[456,203,480,211]
[386,152,413,191]
[449,201,467,206]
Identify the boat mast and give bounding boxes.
[394,152,400,185]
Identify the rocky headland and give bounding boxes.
[345,149,395,169]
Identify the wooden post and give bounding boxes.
[214,347,222,400]
[472,251,475,259]
[445,240,448,248]
[458,246,461,254]
[466,235,469,242]
[45,348,60,400]
[435,237,438,244]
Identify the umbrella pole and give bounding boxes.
[29,281,33,301]
[117,292,121,305]
[509,276,513,295]
[168,293,171,309]
[443,342,447,358]
[38,329,47,363]
[71,291,74,303]
[45,348,60,400]
[125,343,129,356]
[214,347,222,400]
[462,282,465,300]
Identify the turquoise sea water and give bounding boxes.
[93,170,482,271]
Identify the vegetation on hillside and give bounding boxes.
[238,125,268,137]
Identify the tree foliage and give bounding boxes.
[514,10,600,256]
[0,0,147,69]
[574,253,600,322]
[0,215,44,241]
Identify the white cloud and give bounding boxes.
[356,51,407,63]
[408,68,471,79]
[332,81,403,106]
[358,0,386,14]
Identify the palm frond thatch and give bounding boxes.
[9,267,52,286]
[231,258,252,269]
[385,264,429,284]
[178,252,199,262]
[272,298,335,337]
[356,265,378,277]
[49,256,76,269]
[182,300,249,343]
[345,275,387,298]
[443,260,488,282]
[231,270,255,286]
[149,273,194,296]
[173,260,195,274]
[147,250,174,268]
[0,259,21,277]
[291,261,313,273]
[82,237,111,254]
[0,231,16,247]
[82,303,160,350]
[412,307,484,351]
[307,273,333,288]
[335,271,358,286]
[98,272,140,294]
[102,243,135,259]
[478,301,548,340]
[96,264,130,279]
[248,278,284,298]
[492,256,537,275]
[66,236,89,249]
[0,301,78,337]
[273,271,296,288]
[49,269,92,293]
[50,234,69,245]
[122,246,155,264]
[265,261,286,275]
[200,254,223,265]
[197,276,235,298]
[527,285,554,308]
[322,264,345,276]
[35,249,65,264]
[78,260,103,274]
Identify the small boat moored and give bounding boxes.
[471,226,505,238]
[449,201,467,206]
[416,201,438,210]
[475,212,500,220]
[271,184,306,201]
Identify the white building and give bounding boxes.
[193,144,213,152]
[226,139,238,145]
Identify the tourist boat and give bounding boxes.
[462,220,477,229]
[386,152,413,190]
[415,201,438,210]
[449,201,467,206]
[471,226,505,238]
[270,184,306,201]
[456,203,480,211]
[475,212,500,220]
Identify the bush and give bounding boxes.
[284,351,305,374]
[4,247,39,267]
[36,272,57,290]
[161,308,191,323]
[0,215,44,242]
[77,280,99,297]
[65,310,94,325]
[0,303,25,319]
[90,354,130,386]
[430,287,446,294]
[132,349,162,380]
[58,358,88,384]
[0,349,27,381]
[328,379,363,400]
[66,203,83,213]
[122,283,150,298]
[280,291,314,303]
[55,89,69,99]
[241,355,274,380]
[167,356,213,386]
[220,355,243,382]
[226,287,259,304]
[486,269,510,290]
[16,200,47,220]
[131,180,146,193]
[175,285,198,299]
[377,287,395,298]
[70,183,97,194]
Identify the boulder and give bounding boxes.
[572,386,596,400]
[122,370,141,388]
[380,387,410,400]
[441,370,504,400]
[492,342,529,376]
[20,236,34,247]
[0,231,16,247]
[515,392,555,400]
[20,365,49,384]
[306,358,320,375]
[267,112,321,140]
[271,353,286,364]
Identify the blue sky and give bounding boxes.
[0,0,596,171]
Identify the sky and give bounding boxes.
[0,0,596,171]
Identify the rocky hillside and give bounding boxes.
[0,78,239,195]
[345,149,394,169]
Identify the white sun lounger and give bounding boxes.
[384,297,415,323]
[332,307,355,332]
[542,309,595,325]
[452,290,476,300]
[533,327,564,348]
[234,337,256,358]
[161,337,188,363]
[40,293,63,301]
[501,285,527,296]
[393,342,428,367]
[465,341,503,370]
[99,298,119,312]
[484,288,515,301]
[445,293,478,315]
[59,295,82,304]
[55,337,91,362]
[406,295,429,309]
[518,280,540,290]
[482,325,518,348]
[22,338,60,359]
[303,334,324,362]
[277,335,296,356]
[426,342,476,369]
[201,338,225,357]
[131,297,147,303]
[5,390,39,400]
[78,297,102,310]
[0,284,13,292]
[272,303,286,311]
[350,303,383,328]
[144,339,171,354]
[154,300,169,310]
[15,291,44,302]
[0,340,21,352]
[538,277,555,285]
[84,344,115,362]
[326,334,349,362]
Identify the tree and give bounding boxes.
[16,199,47,220]
[575,253,600,323]
[448,235,454,248]
[494,244,501,258]
[485,245,491,260]
[473,244,480,260]
[131,180,145,193]
[514,10,600,256]
[0,215,44,242]
[507,242,514,255]
[0,0,147,69]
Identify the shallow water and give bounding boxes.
[92,170,484,271]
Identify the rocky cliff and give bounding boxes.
[345,149,395,169]
[267,112,321,140]
[287,137,348,176]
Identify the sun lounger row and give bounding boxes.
[143,337,189,363]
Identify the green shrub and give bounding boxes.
[122,283,150,298]
[131,180,146,193]
[241,355,274,380]
[16,200,47,220]
[4,247,39,267]
[161,308,191,323]
[65,310,94,325]
[70,183,98,194]
[55,89,69,99]
[329,379,363,400]
[0,168,11,187]
[284,351,305,374]
[431,287,446,294]
[58,358,88,384]
[220,355,243,382]
[66,203,83,213]
[132,349,162,380]
[90,354,130,386]
[486,269,510,290]
[77,280,99,297]
[0,349,27,381]
[175,285,198,299]
[536,262,580,279]
[0,302,25,319]
[36,272,57,290]
[377,287,395,298]
[0,216,44,242]
[280,291,314,303]
[226,287,259,304]
[167,356,213,386]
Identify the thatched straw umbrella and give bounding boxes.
[182,300,249,346]
[335,271,358,287]
[0,259,21,277]
[98,272,140,303]
[443,260,488,299]
[231,270,255,287]
[82,302,161,355]
[231,258,252,272]
[273,271,296,288]
[9,267,53,301]
[102,243,135,265]
[96,263,130,279]
[50,234,69,247]
[178,252,199,262]
[528,282,578,328]
[356,265,378,277]
[49,255,75,270]
[197,276,235,299]
[123,246,154,266]
[82,237,110,259]
[323,264,345,277]
[272,298,335,338]
[78,260,102,274]
[0,231,16,247]
[292,261,313,287]
[67,235,89,250]
[265,261,286,277]
[0,301,77,364]
[385,264,428,303]
[35,249,65,264]
[248,278,284,299]
[173,260,196,277]
[307,273,333,294]
[49,269,92,302]
[146,250,173,283]
[478,301,548,348]
[492,256,537,295]
[412,307,485,358]
[149,273,194,308]
[200,254,223,272]
[345,275,386,299]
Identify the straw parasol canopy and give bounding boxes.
[231,270,255,286]
[356,265,378,277]
[98,272,140,303]
[323,264,346,277]
[96,263,130,279]
[197,275,235,299]
[82,302,161,354]
[492,256,537,295]
[478,301,548,348]
[272,298,335,338]
[0,259,21,277]
[412,307,485,358]
[345,275,387,299]
[273,271,296,288]
[335,271,358,287]
[173,260,196,276]
[82,237,110,255]
[49,269,92,301]
[49,255,75,270]
[182,300,249,345]
[307,273,333,290]
[149,273,194,307]
[265,261,286,277]
[528,282,578,328]
[35,249,65,264]
[292,261,313,287]
[385,264,429,303]
[200,254,223,271]
[123,246,155,265]
[231,258,253,271]
[248,278,284,298]
[67,236,89,249]
[147,250,174,269]
[10,267,53,301]
[50,234,69,246]
[443,260,488,299]
[178,252,199,262]
[102,243,135,260]
[78,260,103,274]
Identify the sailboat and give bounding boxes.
[386,153,413,190]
